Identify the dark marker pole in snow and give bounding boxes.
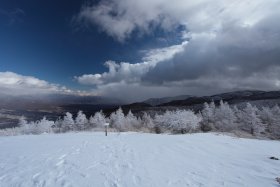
[104,123,109,136]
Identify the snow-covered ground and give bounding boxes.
[0,132,279,187]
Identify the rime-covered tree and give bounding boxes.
[17,116,55,135]
[18,116,28,134]
[53,117,63,133]
[126,110,141,130]
[269,105,280,138]
[62,112,75,132]
[89,111,106,128]
[214,101,237,131]
[202,102,214,124]
[21,120,37,134]
[154,110,201,134]
[110,108,126,131]
[38,117,54,133]
[75,111,88,130]
[29,117,55,134]
[259,107,273,133]
[239,103,264,135]
[18,116,27,126]
[201,101,216,131]
[142,112,155,129]
[18,116,30,134]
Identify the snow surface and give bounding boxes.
[0,132,279,187]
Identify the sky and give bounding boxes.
[0,0,280,102]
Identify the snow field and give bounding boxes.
[0,132,279,187]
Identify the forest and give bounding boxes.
[1,101,279,139]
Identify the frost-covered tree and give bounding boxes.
[17,116,55,135]
[75,111,88,130]
[110,108,126,131]
[18,116,40,134]
[269,105,280,138]
[126,110,141,130]
[239,103,264,135]
[62,112,75,132]
[21,122,36,134]
[142,112,155,129]
[18,116,27,126]
[53,117,63,133]
[18,116,29,134]
[0,127,22,136]
[154,110,201,134]
[259,107,273,133]
[214,101,237,131]
[89,111,106,128]
[201,101,216,131]
[37,117,54,133]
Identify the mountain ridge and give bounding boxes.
[115,90,280,114]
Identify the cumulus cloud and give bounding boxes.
[75,41,187,86]
[76,60,150,85]
[75,0,178,42]
[81,67,280,102]
[74,0,280,102]
[0,72,92,96]
[144,15,280,84]
[76,0,278,41]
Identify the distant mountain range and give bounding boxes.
[0,94,123,111]
[159,90,280,107]
[142,95,192,106]
[0,94,123,128]
[1,90,280,128]
[114,90,280,114]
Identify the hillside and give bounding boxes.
[2,90,280,128]
[0,132,279,187]
[160,90,280,107]
[143,95,192,106]
[117,90,280,114]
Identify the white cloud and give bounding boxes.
[76,41,187,86]
[76,60,149,85]
[141,41,188,64]
[76,0,279,42]
[0,72,94,96]
[74,0,280,102]
[90,67,280,102]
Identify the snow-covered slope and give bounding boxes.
[0,132,279,187]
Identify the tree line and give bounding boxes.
[0,101,280,139]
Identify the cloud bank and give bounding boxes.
[0,72,90,96]
[75,0,280,102]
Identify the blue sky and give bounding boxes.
[0,0,280,102]
[0,0,182,90]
